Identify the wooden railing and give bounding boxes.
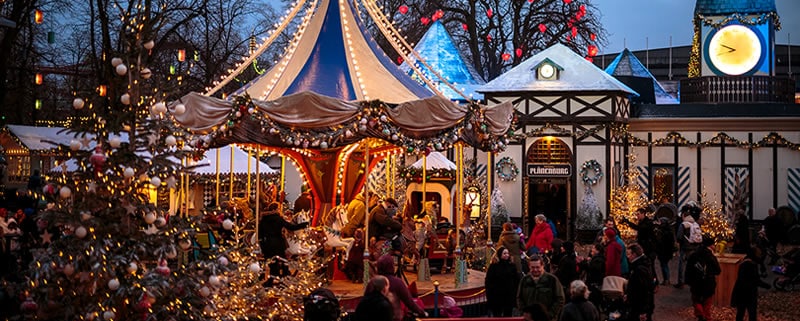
[680,76,795,103]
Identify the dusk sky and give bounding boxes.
[595,0,800,54]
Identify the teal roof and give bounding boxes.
[694,0,776,15]
[605,49,677,104]
[400,21,485,101]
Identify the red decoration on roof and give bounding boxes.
[398,5,408,15]
[538,24,546,33]
[588,45,598,57]
[433,9,444,21]
[420,17,430,25]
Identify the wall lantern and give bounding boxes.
[98,85,107,96]
[35,9,44,24]
[35,73,43,85]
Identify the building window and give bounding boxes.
[652,166,676,204]
[527,137,572,164]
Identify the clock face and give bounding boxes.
[540,64,555,79]
[707,24,762,75]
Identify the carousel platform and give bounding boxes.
[330,268,487,312]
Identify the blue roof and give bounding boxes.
[694,0,776,15]
[605,49,678,104]
[401,21,485,101]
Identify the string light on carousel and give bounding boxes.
[580,159,603,186]
[495,156,519,182]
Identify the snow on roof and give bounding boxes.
[478,43,638,95]
[6,125,127,151]
[400,21,485,101]
[605,49,679,104]
[410,151,456,170]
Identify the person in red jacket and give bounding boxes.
[526,214,554,253]
[603,228,622,277]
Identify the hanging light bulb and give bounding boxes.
[177,49,186,62]
[35,73,43,85]
[34,9,44,24]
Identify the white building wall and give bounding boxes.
[494,147,523,219]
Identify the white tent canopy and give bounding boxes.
[410,151,456,170]
[189,145,276,175]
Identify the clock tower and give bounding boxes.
[693,0,779,77]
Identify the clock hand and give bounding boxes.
[720,44,736,52]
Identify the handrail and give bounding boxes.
[679,76,795,104]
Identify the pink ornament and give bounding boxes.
[580,4,586,13]
[515,48,523,58]
[486,8,493,18]
[501,53,511,61]
[420,17,430,25]
[572,26,577,38]
[538,24,546,33]
[486,34,492,42]
[564,0,572,4]
[397,56,404,64]
[398,5,408,14]
[590,33,597,41]
[462,23,468,31]
[588,45,598,57]
[585,56,593,63]
[156,259,171,276]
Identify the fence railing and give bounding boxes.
[680,76,795,104]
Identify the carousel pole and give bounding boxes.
[418,153,431,281]
[486,151,493,268]
[455,143,467,286]
[246,148,252,199]
[279,155,285,214]
[363,140,371,284]
[215,148,221,206]
[255,146,261,240]
[229,144,235,200]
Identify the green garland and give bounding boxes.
[580,159,603,186]
[495,157,519,182]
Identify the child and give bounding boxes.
[440,295,463,318]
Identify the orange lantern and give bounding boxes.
[35,9,43,24]
[35,73,43,85]
[98,85,107,96]
[177,49,186,62]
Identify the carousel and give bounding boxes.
[168,0,515,312]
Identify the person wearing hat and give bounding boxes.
[368,198,402,241]
[603,228,622,277]
[685,236,721,321]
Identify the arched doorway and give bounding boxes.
[525,137,573,239]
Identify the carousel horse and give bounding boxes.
[286,210,317,256]
[320,205,354,260]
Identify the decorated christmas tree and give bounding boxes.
[577,186,603,230]
[608,155,650,240]
[20,2,328,320]
[490,187,510,231]
[697,189,734,244]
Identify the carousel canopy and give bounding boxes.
[400,21,485,101]
[230,0,432,103]
[172,91,514,153]
[190,145,276,175]
[410,151,457,170]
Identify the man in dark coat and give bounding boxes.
[258,202,308,277]
[555,241,579,301]
[686,237,721,321]
[625,243,655,321]
[623,207,658,281]
[731,248,770,321]
[762,208,783,253]
[368,198,401,241]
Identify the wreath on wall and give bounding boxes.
[495,157,519,182]
[580,159,603,186]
